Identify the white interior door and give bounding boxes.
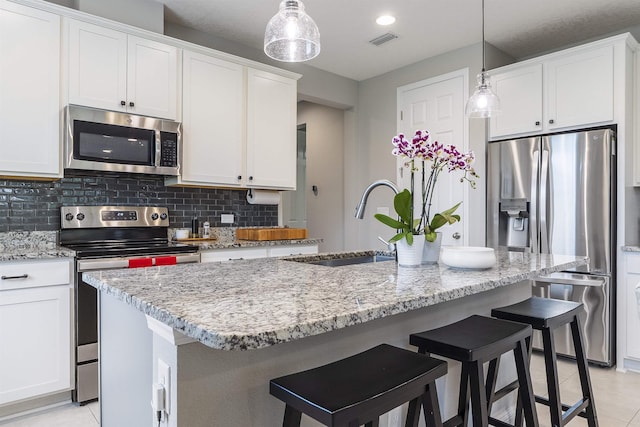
[397,70,469,246]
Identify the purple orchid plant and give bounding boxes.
[374,129,478,244]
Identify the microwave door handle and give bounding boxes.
[154,130,162,167]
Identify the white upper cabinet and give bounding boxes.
[490,42,616,140]
[246,69,297,189]
[0,1,61,178]
[68,19,179,120]
[171,51,298,190]
[177,50,244,187]
[489,64,543,138]
[545,45,614,130]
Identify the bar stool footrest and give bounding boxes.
[443,415,464,427]
[488,416,517,427]
[492,379,519,402]
[534,395,590,421]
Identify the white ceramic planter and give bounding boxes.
[396,237,424,267]
[422,232,442,264]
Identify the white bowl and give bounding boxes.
[440,246,496,269]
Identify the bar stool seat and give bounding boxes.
[491,297,598,427]
[270,343,447,427]
[409,315,539,427]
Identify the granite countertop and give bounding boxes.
[622,246,640,252]
[0,231,75,261]
[83,250,587,351]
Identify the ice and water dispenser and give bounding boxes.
[497,198,529,250]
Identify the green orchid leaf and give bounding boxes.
[440,202,462,217]
[389,231,409,243]
[405,231,413,245]
[374,213,407,230]
[428,202,462,231]
[425,231,438,242]
[393,189,413,225]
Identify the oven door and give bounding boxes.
[73,252,200,404]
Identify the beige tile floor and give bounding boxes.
[1,354,640,426]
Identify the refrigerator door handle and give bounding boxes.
[530,150,539,253]
[540,149,550,253]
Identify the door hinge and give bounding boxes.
[400,110,403,121]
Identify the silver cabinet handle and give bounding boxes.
[1,274,28,280]
[452,232,461,240]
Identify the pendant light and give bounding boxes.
[264,0,320,62]
[465,0,500,118]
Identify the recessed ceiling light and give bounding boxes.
[376,15,396,26]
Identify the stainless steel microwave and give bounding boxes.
[64,105,181,176]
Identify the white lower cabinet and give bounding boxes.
[0,259,73,406]
[624,252,640,364]
[201,244,318,263]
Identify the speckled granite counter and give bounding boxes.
[83,250,586,351]
[622,246,640,252]
[0,231,75,261]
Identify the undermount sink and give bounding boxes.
[288,252,396,267]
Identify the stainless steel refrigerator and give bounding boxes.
[487,127,615,366]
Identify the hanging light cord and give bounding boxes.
[481,0,486,73]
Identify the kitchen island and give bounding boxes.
[84,250,587,427]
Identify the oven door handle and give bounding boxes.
[77,253,200,271]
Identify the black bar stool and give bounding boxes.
[269,343,447,427]
[408,315,539,427]
[490,297,598,427]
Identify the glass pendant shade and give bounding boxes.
[466,71,500,118]
[264,0,320,62]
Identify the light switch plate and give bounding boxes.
[221,214,234,224]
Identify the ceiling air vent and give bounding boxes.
[369,33,398,46]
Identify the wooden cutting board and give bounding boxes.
[236,228,308,241]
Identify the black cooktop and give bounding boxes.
[63,241,198,259]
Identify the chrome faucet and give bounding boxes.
[354,179,400,219]
[355,179,400,252]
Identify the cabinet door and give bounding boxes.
[0,285,72,404]
[489,64,543,139]
[545,45,614,130]
[626,254,640,360]
[0,1,61,177]
[246,69,297,190]
[181,51,244,186]
[68,20,127,112]
[127,35,178,120]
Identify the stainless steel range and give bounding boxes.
[60,206,199,404]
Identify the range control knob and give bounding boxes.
[151,213,159,220]
[65,213,74,221]
[160,213,168,220]
[76,213,85,221]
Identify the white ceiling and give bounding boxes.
[156,0,640,81]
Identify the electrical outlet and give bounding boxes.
[221,214,234,224]
[157,359,171,416]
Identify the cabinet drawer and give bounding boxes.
[200,247,269,263]
[626,253,640,274]
[268,245,318,257]
[0,259,72,291]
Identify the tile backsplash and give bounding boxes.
[0,174,278,232]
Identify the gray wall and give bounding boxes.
[297,102,345,252]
